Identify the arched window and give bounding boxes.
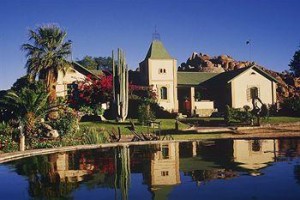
[250,87,259,99]
[247,87,259,101]
[160,87,167,100]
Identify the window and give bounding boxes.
[159,68,166,74]
[161,171,169,176]
[251,140,261,152]
[247,87,259,101]
[161,145,169,159]
[160,87,168,100]
[250,87,259,99]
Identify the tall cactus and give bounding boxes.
[112,48,129,122]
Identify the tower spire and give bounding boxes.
[152,25,160,41]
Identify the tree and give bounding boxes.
[68,74,113,116]
[0,82,51,138]
[77,56,98,70]
[21,24,72,102]
[77,56,112,71]
[289,45,300,77]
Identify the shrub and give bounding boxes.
[224,105,252,125]
[49,108,79,137]
[260,104,270,118]
[280,97,300,116]
[0,134,18,153]
[82,127,108,144]
[137,103,155,125]
[79,104,104,116]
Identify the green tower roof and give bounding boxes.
[145,40,172,59]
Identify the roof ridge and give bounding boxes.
[145,40,172,60]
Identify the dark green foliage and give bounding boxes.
[224,105,252,124]
[280,97,300,116]
[22,24,72,103]
[0,134,18,152]
[289,45,300,77]
[77,56,112,71]
[260,104,270,118]
[49,108,79,137]
[81,127,108,144]
[137,103,155,125]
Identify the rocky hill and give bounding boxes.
[178,52,300,102]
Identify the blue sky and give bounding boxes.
[1,0,300,90]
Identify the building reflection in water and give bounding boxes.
[11,138,300,199]
[49,153,91,183]
[233,139,278,173]
[148,142,180,186]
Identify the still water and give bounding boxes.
[1,138,300,200]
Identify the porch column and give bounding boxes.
[190,87,195,116]
[192,141,197,157]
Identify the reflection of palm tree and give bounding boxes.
[14,154,79,198]
[294,165,300,185]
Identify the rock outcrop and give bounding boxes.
[179,52,300,102]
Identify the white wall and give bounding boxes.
[56,68,86,97]
[233,140,277,170]
[147,59,178,112]
[231,68,276,108]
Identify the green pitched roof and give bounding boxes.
[145,40,172,59]
[72,61,101,79]
[177,72,220,86]
[90,69,103,76]
[178,65,278,87]
[200,65,278,87]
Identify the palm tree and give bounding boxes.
[1,83,51,138]
[21,24,72,103]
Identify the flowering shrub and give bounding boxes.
[49,108,79,137]
[129,84,157,102]
[0,134,18,152]
[68,74,112,116]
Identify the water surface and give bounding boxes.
[1,138,300,199]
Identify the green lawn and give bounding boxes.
[261,116,300,124]
[79,116,300,136]
[79,119,189,135]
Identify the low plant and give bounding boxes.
[137,103,155,125]
[280,97,300,116]
[0,134,18,153]
[224,105,252,125]
[82,127,108,144]
[49,108,79,137]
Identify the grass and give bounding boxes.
[79,116,300,136]
[261,116,300,124]
[79,119,189,135]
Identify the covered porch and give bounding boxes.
[177,86,216,117]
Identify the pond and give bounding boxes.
[1,138,300,199]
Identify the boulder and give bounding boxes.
[46,130,59,138]
[41,123,53,131]
[203,60,214,68]
[293,77,300,88]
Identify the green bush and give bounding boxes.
[260,104,270,118]
[0,134,18,153]
[79,104,104,116]
[137,103,155,125]
[49,108,79,137]
[280,97,300,116]
[82,127,108,144]
[224,105,252,124]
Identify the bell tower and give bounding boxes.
[139,33,178,112]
